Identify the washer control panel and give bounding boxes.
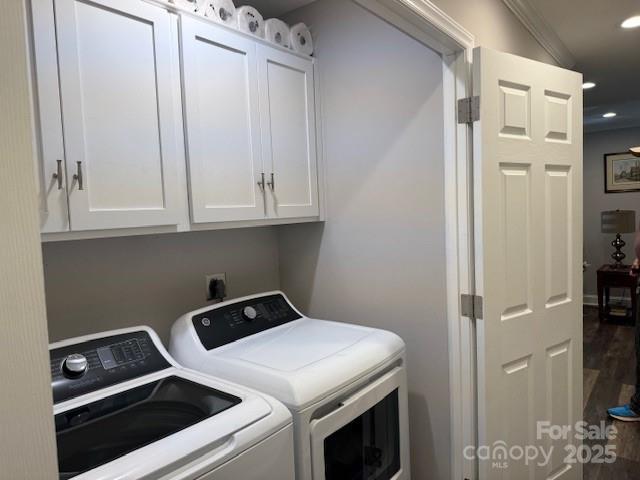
[193,294,302,350]
[50,331,170,404]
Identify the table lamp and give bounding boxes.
[601,210,636,268]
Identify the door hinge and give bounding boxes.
[461,294,483,319]
[457,96,480,124]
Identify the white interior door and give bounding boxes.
[55,0,181,231]
[473,47,583,479]
[181,17,265,223]
[257,45,319,219]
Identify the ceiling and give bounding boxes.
[527,0,640,132]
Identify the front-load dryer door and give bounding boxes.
[309,367,410,480]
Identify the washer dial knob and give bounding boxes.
[63,354,88,378]
[242,306,258,321]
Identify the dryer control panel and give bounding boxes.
[50,330,170,404]
[193,293,302,350]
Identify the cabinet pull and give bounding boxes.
[267,173,275,191]
[52,159,63,190]
[258,172,265,190]
[73,161,84,190]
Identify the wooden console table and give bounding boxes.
[597,264,639,322]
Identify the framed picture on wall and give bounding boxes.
[604,152,640,193]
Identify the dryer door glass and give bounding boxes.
[323,389,400,480]
[55,376,241,479]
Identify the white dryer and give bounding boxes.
[51,326,295,480]
[170,291,411,480]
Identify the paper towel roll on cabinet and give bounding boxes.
[265,19,290,48]
[197,0,237,26]
[195,0,210,16]
[171,0,198,11]
[237,6,265,38]
[289,23,313,56]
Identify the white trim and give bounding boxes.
[502,0,575,67]
[584,294,631,307]
[443,52,477,480]
[41,215,322,242]
[351,2,476,478]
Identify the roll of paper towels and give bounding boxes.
[213,0,237,25]
[196,0,237,26]
[195,0,211,16]
[171,0,198,12]
[237,6,264,38]
[290,23,313,56]
[265,19,290,48]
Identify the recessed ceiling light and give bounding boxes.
[621,15,640,28]
[582,82,596,89]
[603,112,617,118]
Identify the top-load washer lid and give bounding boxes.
[169,292,406,410]
[51,327,291,480]
[56,375,240,479]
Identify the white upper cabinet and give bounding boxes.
[31,0,322,240]
[180,16,265,223]
[53,0,181,231]
[257,45,319,219]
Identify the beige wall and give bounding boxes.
[281,1,448,478]
[433,0,557,64]
[43,228,280,344]
[583,127,640,297]
[0,0,58,476]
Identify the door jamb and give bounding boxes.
[352,1,476,478]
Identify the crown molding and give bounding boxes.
[392,0,475,51]
[502,0,575,67]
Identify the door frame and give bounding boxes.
[352,1,476,478]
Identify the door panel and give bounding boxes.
[31,0,70,232]
[257,46,319,219]
[55,0,180,230]
[473,47,583,480]
[181,17,265,223]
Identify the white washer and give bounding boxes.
[51,326,295,480]
[170,291,411,480]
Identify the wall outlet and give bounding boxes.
[205,273,227,301]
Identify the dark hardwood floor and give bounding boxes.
[583,306,640,479]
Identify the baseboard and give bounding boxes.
[583,294,631,307]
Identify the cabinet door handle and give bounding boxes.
[73,161,84,190]
[267,173,275,191]
[257,172,265,190]
[52,159,63,190]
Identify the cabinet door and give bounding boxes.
[257,46,319,219]
[31,0,69,233]
[54,0,181,231]
[181,17,265,223]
